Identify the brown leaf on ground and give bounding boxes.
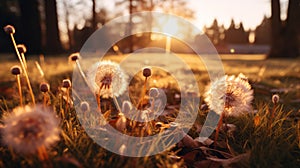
[178,135,199,148]
[207,152,250,168]
[193,160,222,168]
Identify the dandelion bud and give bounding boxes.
[4,25,15,34]
[40,82,50,93]
[149,88,159,98]
[80,101,90,112]
[169,122,178,129]
[69,53,80,62]
[118,144,126,156]
[62,79,72,88]
[116,113,127,132]
[142,67,151,78]
[122,101,132,114]
[155,122,164,128]
[10,65,21,75]
[17,44,27,53]
[272,94,280,104]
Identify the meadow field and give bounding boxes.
[0,53,299,167]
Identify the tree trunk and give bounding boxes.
[92,0,97,30]
[19,0,42,54]
[269,0,299,58]
[269,0,282,58]
[282,0,299,58]
[128,0,134,53]
[44,0,63,54]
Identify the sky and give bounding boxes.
[187,0,288,30]
[106,0,288,30]
[57,0,289,43]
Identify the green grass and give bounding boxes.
[0,53,300,167]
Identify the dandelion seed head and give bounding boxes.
[4,25,15,34]
[17,44,27,54]
[80,101,90,112]
[10,65,22,75]
[149,88,159,98]
[122,100,132,114]
[204,74,253,117]
[143,67,152,78]
[155,122,164,128]
[87,60,127,98]
[2,105,60,154]
[68,52,80,62]
[272,94,280,104]
[62,79,72,88]
[40,82,50,93]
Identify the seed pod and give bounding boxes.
[10,65,22,75]
[149,88,159,98]
[155,122,164,128]
[272,94,280,104]
[142,67,151,77]
[116,113,127,132]
[4,25,15,34]
[62,79,72,88]
[122,101,132,114]
[17,44,27,53]
[40,82,50,93]
[80,101,90,112]
[68,53,80,62]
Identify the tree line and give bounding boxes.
[0,0,299,58]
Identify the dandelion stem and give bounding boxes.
[214,112,224,148]
[75,60,90,87]
[65,88,70,113]
[37,145,52,168]
[9,33,35,106]
[96,92,101,113]
[138,77,148,109]
[20,53,27,69]
[43,93,47,107]
[113,96,122,113]
[16,75,23,107]
[269,103,277,129]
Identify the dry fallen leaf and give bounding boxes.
[207,152,250,168]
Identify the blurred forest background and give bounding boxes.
[0,0,299,58]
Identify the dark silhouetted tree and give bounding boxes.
[0,0,19,53]
[254,16,271,45]
[269,0,300,58]
[44,0,63,53]
[19,0,42,54]
[224,19,249,44]
[92,0,96,30]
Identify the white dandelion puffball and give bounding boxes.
[87,60,128,98]
[204,73,253,117]
[2,105,60,154]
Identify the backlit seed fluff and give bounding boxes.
[62,79,72,88]
[143,67,152,78]
[87,60,128,98]
[68,52,80,62]
[17,44,27,53]
[4,25,15,34]
[122,100,133,114]
[272,94,280,104]
[40,82,50,93]
[10,65,22,75]
[80,101,90,112]
[2,105,60,154]
[204,74,253,117]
